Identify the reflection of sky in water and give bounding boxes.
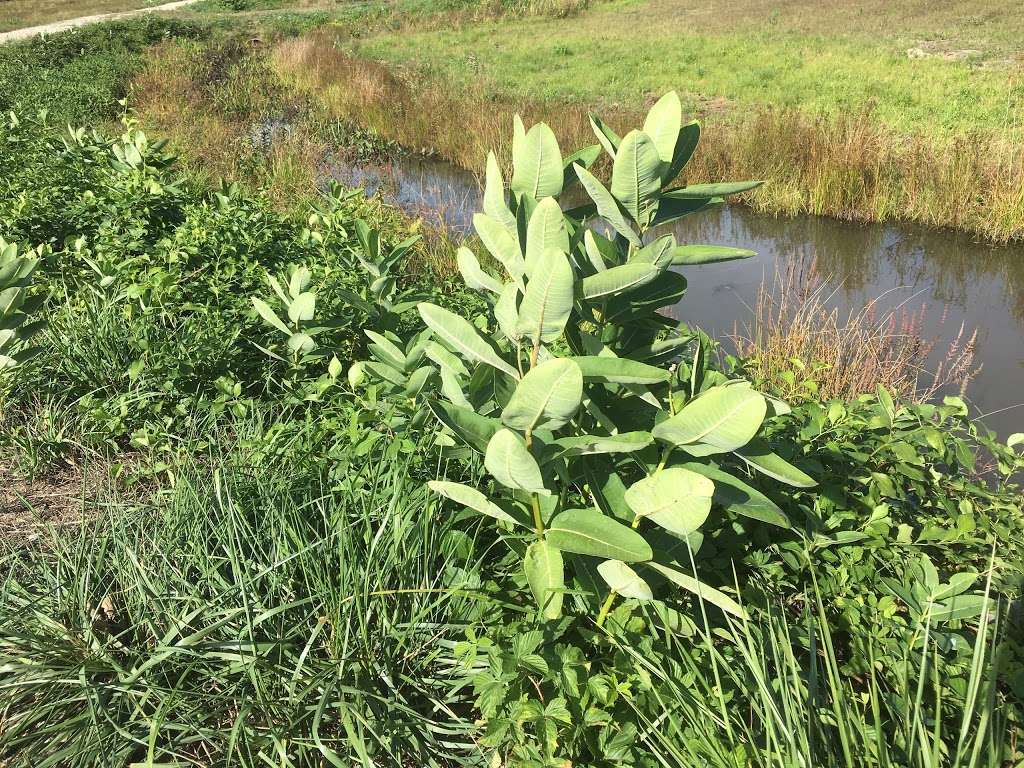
[318,151,1024,436]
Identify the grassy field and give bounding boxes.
[262,0,1024,240]
[0,0,164,31]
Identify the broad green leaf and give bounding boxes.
[457,247,503,294]
[573,164,641,246]
[605,271,687,323]
[630,235,676,268]
[647,563,747,618]
[928,594,992,622]
[663,120,700,185]
[428,480,521,526]
[680,461,789,528]
[289,266,312,298]
[547,509,652,562]
[589,113,621,158]
[562,144,601,188]
[583,229,609,273]
[439,367,473,409]
[555,431,653,458]
[494,282,521,342]
[525,541,564,620]
[652,195,723,228]
[624,467,714,536]
[425,341,469,377]
[485,428,549,495]
[671,245,756,266]
[570,356,669,384]
[642,91,682,163]
[502,358,583,432]
[611,130,663,226]
[365,330,407,369]
[668,181,762,198]
[288,292,316,323]
[473,213,525,288]
[511,118,563,200]
[428,399,502,454]
[251,297,290,335]
[419,303,519,380]
[287,332,314,354]
[404,366,434,397]
[517,248,574,345]
[598,560,653,600]
[484,151,517,232]
[581,262,662,300]
[652,386,767,454]
[735,441,816,487]
[525,197,569,278]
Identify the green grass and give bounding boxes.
[347,0,1023,139]
[0,0,168,33]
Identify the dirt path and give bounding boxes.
[0,0,200,44]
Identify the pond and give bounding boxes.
[320,150,1024,439]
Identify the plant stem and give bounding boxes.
[530,493,544,535]
[595,590,617,628]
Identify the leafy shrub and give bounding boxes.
[0,19,208,124]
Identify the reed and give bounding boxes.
[732,258,979,403]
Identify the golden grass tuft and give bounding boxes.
[733,258,979,403]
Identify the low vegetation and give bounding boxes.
[267,0,1024,241]
[1,15,1023,768]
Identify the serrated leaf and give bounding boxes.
[502,358,583,432]
[547,509,652,562]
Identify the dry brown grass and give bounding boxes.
[271,32,1024,242]
[732,259,979,403]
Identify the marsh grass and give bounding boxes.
[733,258,979,403]
[0,416,489,766]
[271,33,1024,241]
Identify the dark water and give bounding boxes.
[321,152,1024,438]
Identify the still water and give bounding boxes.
[321,152,1024,438]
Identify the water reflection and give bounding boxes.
[320,153,1024,436]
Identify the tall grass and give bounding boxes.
[733,258,979,402]
[271,33,1024,242]
[0,414,490,766]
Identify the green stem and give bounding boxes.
[595,590,617,628]
[530,493,544,535]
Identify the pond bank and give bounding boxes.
[271,31,1024,244]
